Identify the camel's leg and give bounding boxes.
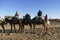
[18,20,22,32]
[19,24,22,33]
[20,24,24,33]
[10,24,12,32]
[18,24,20,31]
[44,27,48,33]
[14,24,16,33]
[42,21,47,33]
[22,24,24,32]
[1,24,5,33]
[34,24,35,30]
[29,24,32,32]
[33,24,35,31]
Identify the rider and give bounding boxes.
[38,10,42,16]
[15,11,19,19]
[25,13,31,20]
[36,10,43,20]
[44,14,48,21]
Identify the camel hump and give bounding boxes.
[5,16,13,20]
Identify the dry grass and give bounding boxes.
[0,20,60,40]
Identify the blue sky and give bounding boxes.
[0,0,60,19]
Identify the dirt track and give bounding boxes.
[0,20,60,40]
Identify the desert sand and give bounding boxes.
[0,19,60,40]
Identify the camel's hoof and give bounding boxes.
[7,33,10,35]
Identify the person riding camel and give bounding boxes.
[38,10,42,16]
[36,10,43,21]
[44,14,48,21]
[15,11,19,19]
[44,14,50,27]
[25,13,31,20]
[23,13,31,22]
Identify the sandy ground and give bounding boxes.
[0,20,60,40]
